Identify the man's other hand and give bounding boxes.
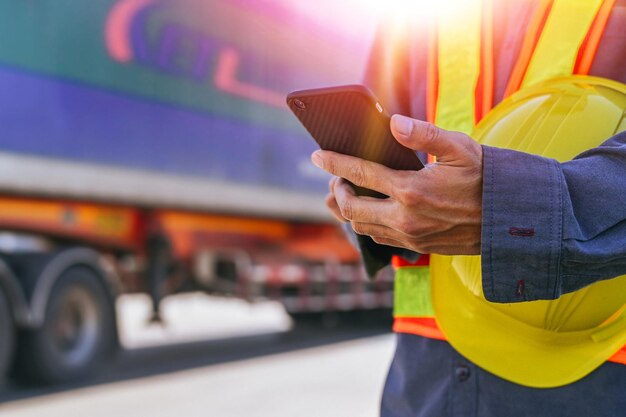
[312,114,483,255]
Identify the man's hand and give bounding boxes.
[312,114,483,255]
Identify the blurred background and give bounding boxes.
[0,1,396,416]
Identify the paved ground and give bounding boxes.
[0,294,396,417]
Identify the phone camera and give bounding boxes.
[294,99,306,110]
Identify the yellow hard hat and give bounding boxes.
[431,76,626,388]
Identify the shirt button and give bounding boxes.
[456,365,471,382]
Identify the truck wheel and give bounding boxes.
[0,287,15,385]
[13,266,116,385]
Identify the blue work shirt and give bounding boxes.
[381,334,626,417]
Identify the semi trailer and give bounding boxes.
[0,0,392,384]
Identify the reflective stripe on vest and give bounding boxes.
[392,0,626,367]
[435,0,482,135]
[522,0,605,88]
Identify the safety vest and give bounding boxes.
[393,0,626,388]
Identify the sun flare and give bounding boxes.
[357,0,474,23]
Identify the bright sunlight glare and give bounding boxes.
[357,0,474,23]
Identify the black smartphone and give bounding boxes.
[286,85,424,197]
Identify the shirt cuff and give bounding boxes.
[480,145,563,303]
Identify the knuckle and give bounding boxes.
[339,199,354,220]
[424,123,441,144]
[396,179,422,206]
[352,222,365,235]
[348,163,367,187]
[390,215,404,233]
[395,216,416,235]
[325,157,338,175]
[394,215,431,237]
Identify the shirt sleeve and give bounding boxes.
[481,131,626,303]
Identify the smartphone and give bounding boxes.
[286,85,424,197]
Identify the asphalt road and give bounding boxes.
[0,294,396,417]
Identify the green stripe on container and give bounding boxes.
[394,267,434,317]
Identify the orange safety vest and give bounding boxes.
[392,0,626,367]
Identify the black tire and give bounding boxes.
[0,287,15,385]
[13,266,116,385]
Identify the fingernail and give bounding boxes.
[393,114,413,137]
[311,151,323,168]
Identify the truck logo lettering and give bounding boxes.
[105,0,285,108]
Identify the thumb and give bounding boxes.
[390,114,469,163]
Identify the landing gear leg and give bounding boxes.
[146,234,171,325]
